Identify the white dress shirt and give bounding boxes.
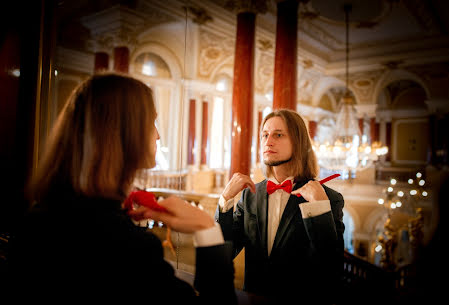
[193,223,225,247]
[266,176,294,255]
[218,176,332,256]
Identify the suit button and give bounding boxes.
[307,212,312,217]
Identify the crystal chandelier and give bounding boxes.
[377,172,428,215]
[313,4,388,179]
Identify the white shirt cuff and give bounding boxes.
[193,223,225,247]
[218,194,234,212]
[299,200,331,219]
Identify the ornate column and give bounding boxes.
[272,0,299,110]
[378,109,392,165]
[308,120,317,140]
[256,110,263,163]
[94,52,109,72]
[87,39,111,73]
[355,105,377,143]
[385,121,392,162]
[201,100,209,166]
[81,5,144,74]
[370,117,380,144]
[113,46,130,73]
[187,99,196,166]
[229,1,267,177]
[358,118,364,136]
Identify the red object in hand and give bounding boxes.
[124,190,168,213]
[294,174,341,198]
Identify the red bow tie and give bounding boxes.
[267,180,293,195]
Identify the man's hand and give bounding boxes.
[222,173,256,201]
[291,180,328,202]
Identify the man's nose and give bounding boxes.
[265,134,274,145]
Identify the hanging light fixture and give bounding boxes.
[313,4,388,179]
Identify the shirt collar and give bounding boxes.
[268,176,295,185]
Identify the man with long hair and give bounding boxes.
[216,109,345,304]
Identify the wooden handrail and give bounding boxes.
[342,250,398,301]
[146,187,220,203]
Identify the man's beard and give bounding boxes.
[264,157,292,167]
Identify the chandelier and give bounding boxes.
[312,4,387,178]
[377,172,428,216]
[374,171,428,269]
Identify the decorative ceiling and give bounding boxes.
[56,0,449,64]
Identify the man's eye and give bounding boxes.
[276,133,282,138]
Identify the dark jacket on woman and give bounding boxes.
[7,191,236,304]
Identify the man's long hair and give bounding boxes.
[260,109,319,180]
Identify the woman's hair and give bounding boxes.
[260,109,319,180]
[28,72,157,202]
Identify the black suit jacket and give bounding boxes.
[7,193,236,304]
[215,178,345,304]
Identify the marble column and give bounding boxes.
[230,11,257,177]
[358,118,364,136]
[187,99,196,166]
[113,46,129,73]
[370,117,379,144]
[386,121,392,162]
[256,110,263,163]
[308,120,317,140]
[272,0,299,110]
[201,101,209,166]
[94,52,109,72]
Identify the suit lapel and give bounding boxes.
[256,180,268,256]
[271,179,309,252]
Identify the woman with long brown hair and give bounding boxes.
[7,73,236,303]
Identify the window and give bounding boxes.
[262,106,272,119]
[134,53,171,78]
[343,209,355,254]
[215,74,231,92]
[210,97,224,168]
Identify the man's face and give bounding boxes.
[261,116,293,167]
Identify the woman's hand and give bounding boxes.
[127,196,215,233]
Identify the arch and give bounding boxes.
[364,208,387,233]
[377,88,390,109]
[343,209,355,253]
[131,41,182,80]
[213,73,233,93]
[343,205,362,231]
[373,69,430,106]
[311,76,361,107]
[317,93,337,112]
[134,52,172,78]
[392,87,427,110]
[311,76,344,107]
[209,56,234,84]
